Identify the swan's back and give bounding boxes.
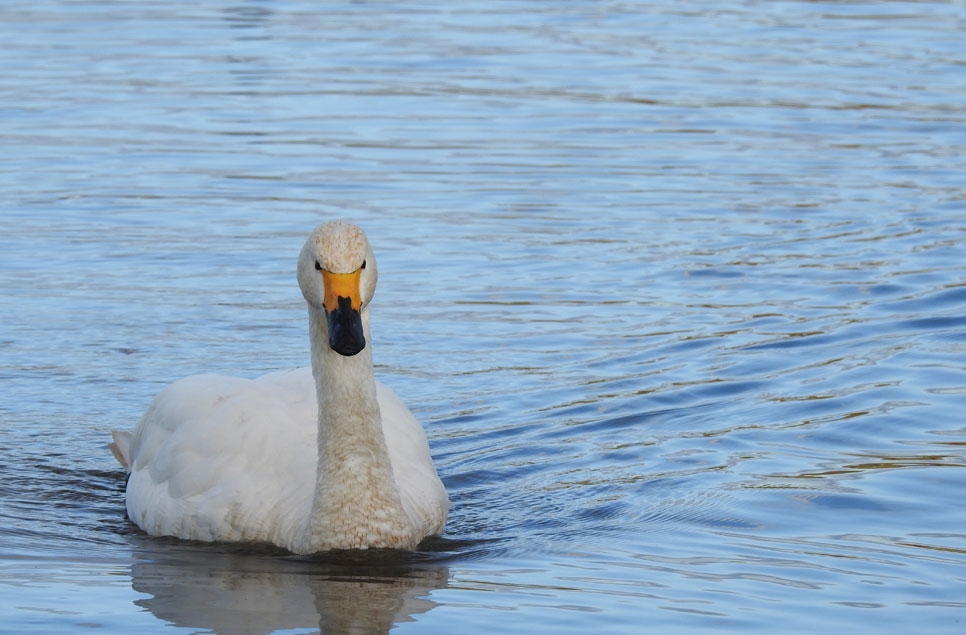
[123,368,446,548]
[125,370,317,546]
[376,382,449,538]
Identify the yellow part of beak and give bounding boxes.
[321,268,363,313]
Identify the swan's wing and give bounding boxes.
[377,382,449,537]
[126,369,317,546]
[110,430,133,472]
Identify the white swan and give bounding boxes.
[110,220,448,553]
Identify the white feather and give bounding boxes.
[112,222,448,553]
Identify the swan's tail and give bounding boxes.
[109,431,133,473]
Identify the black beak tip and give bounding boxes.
[330,331,366,357]
[326,297,366,357]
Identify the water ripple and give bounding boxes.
[2,0,965,632]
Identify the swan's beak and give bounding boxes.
[321,269,366,356]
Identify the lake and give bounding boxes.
[1,0,965,633]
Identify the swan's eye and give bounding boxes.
[314,260,322,271]
[361,260,367,270]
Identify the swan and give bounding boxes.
[109,220,448,553]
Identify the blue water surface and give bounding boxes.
[1,1,965,633]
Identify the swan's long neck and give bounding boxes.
[300,306,412,552]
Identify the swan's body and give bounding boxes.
[110,221,447,553]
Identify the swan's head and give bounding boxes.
[297,220,378,357]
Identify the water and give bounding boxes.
[1,0,965,632]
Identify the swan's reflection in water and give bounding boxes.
[128,540,449,634]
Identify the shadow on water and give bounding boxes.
[112,505,463,634]
[126,536,450,634]
[106,476,484,634]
